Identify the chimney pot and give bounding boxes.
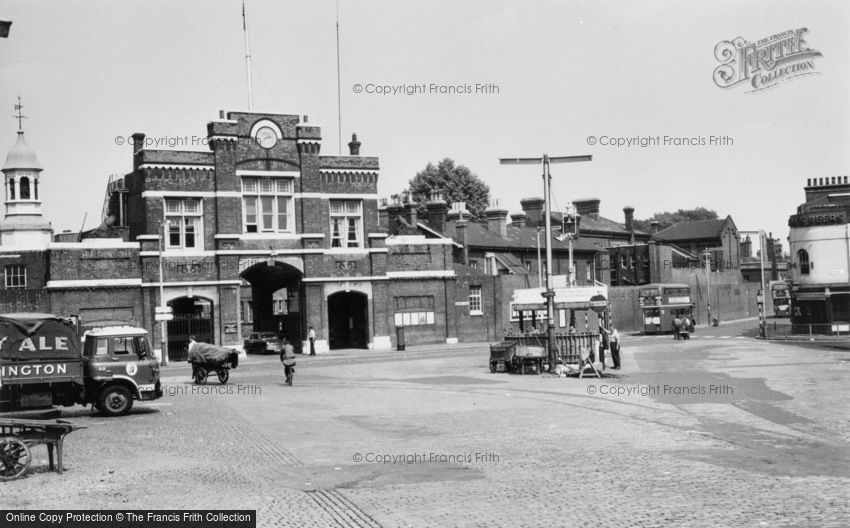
[348,133,361,156]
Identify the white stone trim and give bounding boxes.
[46,278,143,289]
[139,250,217,257]
[138,163,214,171]
[214,234,242,239]
[300,193,379,200]
[385,235,456,246]
[367,233,389,239]
[136,235,160,241]
[48,240,140,250]
[235,169,300,178]
[302,276,389,283]
[216,249,325,256]
[386,270,456,279]
[208,135,238,142]
[319,169,379,175]
[141,191,243,199]
[238,233,301,241]
[301,233,326,239]
[141,280,242,288]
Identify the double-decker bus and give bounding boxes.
[769,280,791,317]
[637,283,695,334]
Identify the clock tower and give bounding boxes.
[0,99,53,249]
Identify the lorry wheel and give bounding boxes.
[99,386,134,417]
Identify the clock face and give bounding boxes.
[255,126,278,149]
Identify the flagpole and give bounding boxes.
[336,0,342,154]
[243,0,254,111]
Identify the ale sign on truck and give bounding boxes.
[0,315,82,383]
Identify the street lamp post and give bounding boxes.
[499,153,592,372]
[536,227,543,288]
[704,250,712,326]
[158,220,171,366]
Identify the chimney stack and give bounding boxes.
[574,198,601,220]
[455,221,469,265]
[624,206,635,244]
[520,197,545,227]
[424,192,449,234]
[650,220,660,234]
[510,211,527,229]
[348,133,361,156]
[484,202,509,238]
[386,195,404,235]
[404,193,418,226]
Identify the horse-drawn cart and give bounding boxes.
[0,418,85,481]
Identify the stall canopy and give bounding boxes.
[511,285,609,311]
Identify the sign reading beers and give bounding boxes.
[788,212,846,228]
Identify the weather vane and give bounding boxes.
[13,95,26,131]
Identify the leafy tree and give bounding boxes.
[407,158,490,220]
[634,207,719,232]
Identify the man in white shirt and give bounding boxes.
[308,326,316,356]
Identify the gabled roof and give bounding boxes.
[445,220,600,253]
[653,217,734,242]
[547,211,650,237]
[493,252,530,275]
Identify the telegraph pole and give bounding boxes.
[500,153,592,372]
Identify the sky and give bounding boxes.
[1,0,848,251]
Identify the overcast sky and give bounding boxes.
[2,0,848,249]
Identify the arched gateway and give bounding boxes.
[241,261,304,353]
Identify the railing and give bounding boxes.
[762,321,850,339]
[504,332,601,365]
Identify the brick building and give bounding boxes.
[100,110,467,358]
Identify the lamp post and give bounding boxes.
[561,203,580,287]
[158,220,171,366]
[500,153,592,372]
[704,250,712,326]
[536,227,543,288]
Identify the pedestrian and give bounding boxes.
[672,316,682,340]
[280,339,296,385]
[598,326,609,369]
[187,335,198,381]
[308,326,316,356]
[681,317,691,340]
[609,327,621,370]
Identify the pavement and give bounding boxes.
[2,320,848,527]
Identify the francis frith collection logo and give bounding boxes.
[713,28,822,92]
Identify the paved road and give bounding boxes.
[2,322,848,527]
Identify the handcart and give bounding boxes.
[0,418,85,480]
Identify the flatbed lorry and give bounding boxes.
[0,313,162,416]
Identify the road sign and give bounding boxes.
[589,294,607,314]
[155,306,172,314]
[154,313,174,322]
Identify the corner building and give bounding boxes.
[107,111,454,359]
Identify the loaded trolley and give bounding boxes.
[0,418,85,480]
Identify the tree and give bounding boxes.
[634,207,719,232]
[407,158,490,220]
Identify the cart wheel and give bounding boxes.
[217,368,229,384]
[0,436,32,481]
[99,385,134,417]
[194,367,208,385]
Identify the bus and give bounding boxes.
[637,283,695,334]
[769,280,791,317]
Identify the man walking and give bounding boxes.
[308,326,316,356]
[672,316,682,340]
[609,327,621,370]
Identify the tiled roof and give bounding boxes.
[653,218,730,241]
[549,211,649,237]
[444,221,601,252]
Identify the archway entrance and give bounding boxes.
[167,296,213,361]
[241,261,303,352]
[328,291,368,349]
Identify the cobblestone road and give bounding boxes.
[2,322,848,527]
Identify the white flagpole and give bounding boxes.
[243,0,254,111]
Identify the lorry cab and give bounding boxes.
[82,326,162,416]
